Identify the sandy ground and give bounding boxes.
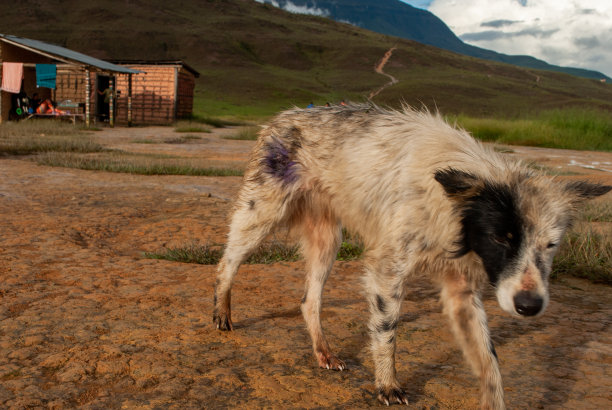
[1,125,611,409]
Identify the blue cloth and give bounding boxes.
[36,64,56,89]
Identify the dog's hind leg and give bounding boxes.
[214,180,295,331]
[365,265,410,405]
[297,201,344,370]
[440,272,505,410]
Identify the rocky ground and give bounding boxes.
[0,125,611,409]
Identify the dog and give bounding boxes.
[213,104,611,408]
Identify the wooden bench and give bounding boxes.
[25,113,84,125]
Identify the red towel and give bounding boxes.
[1,62,23,94]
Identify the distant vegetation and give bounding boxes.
[453,108,612,151]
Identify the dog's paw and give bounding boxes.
[212,311,233,331]
[316,350,346,371]
[376,387,409,406]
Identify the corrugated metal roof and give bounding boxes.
[0,34,140,74]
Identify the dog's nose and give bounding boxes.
[513,291,543,316]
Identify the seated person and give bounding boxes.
[36,98,65,115]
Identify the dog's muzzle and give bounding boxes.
[513,291,543,316]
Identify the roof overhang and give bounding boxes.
[0,34,141,74]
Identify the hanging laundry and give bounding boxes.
[36,64,56,89]
[1,62,23,93]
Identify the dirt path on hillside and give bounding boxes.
[1,126,611,409]
[369,47,399,100]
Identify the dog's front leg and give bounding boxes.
[441,273,505,410]
[365,269,410,405]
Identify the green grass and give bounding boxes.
[453,108,612,151]
[174,121,211,133]
[0,120,103,155]
[164,135,204,144]
[187,110,245,127]
[34,152,244,176]
[223,126,260,141]
[552,227,612,284]
[581,202,612,223]
[336,241,364,261]
[145,242,301,265]
[145,243,224,265]
[145,233,364,265]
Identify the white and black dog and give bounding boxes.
[213,104,611,408]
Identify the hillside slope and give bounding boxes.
[264,0,610,81]
[1,0,611,117]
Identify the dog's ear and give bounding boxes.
[564,180,612,201]
[434,168,482,199]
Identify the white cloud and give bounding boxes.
[426,0,612,77]
[255,0,330,17]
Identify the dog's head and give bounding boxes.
[435,168,611,317]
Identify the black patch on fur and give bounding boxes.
[489,340,498,361]
[377,319,398,333]
[248,200,255,210]
[387,334,396,344]
[453,182,524,285]
[376,295,386,313]
[263,137,298,184]
[301,291,308,304]
[565,181,612,199]
[434,168,480,195]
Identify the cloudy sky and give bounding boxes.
[401,0,612,77]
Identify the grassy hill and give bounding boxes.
[2,0,612,119]
[269,0,610,82]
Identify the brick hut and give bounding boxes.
[0,34,140,126]
[111,60,200,125]
[1,35,200,126]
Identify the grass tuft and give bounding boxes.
[145,234,364,265]
[145,242,300,265]
[164,135,204,144]
[0,120,103,155]
[34,152,244,176]
[552,227,612,284]
[174,121,211,133]
[145,244,223,265]
[222,126,260,141]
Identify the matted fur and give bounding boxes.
[213,104,611,408]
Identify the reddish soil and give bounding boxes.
[1,126,611,409]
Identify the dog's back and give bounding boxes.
[252,105,520,254]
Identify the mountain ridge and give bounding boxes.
[264,0,610,81]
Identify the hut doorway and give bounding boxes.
[96,74,115,122]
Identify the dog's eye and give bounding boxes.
[492,234,511,247]
[546,242,557,249]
